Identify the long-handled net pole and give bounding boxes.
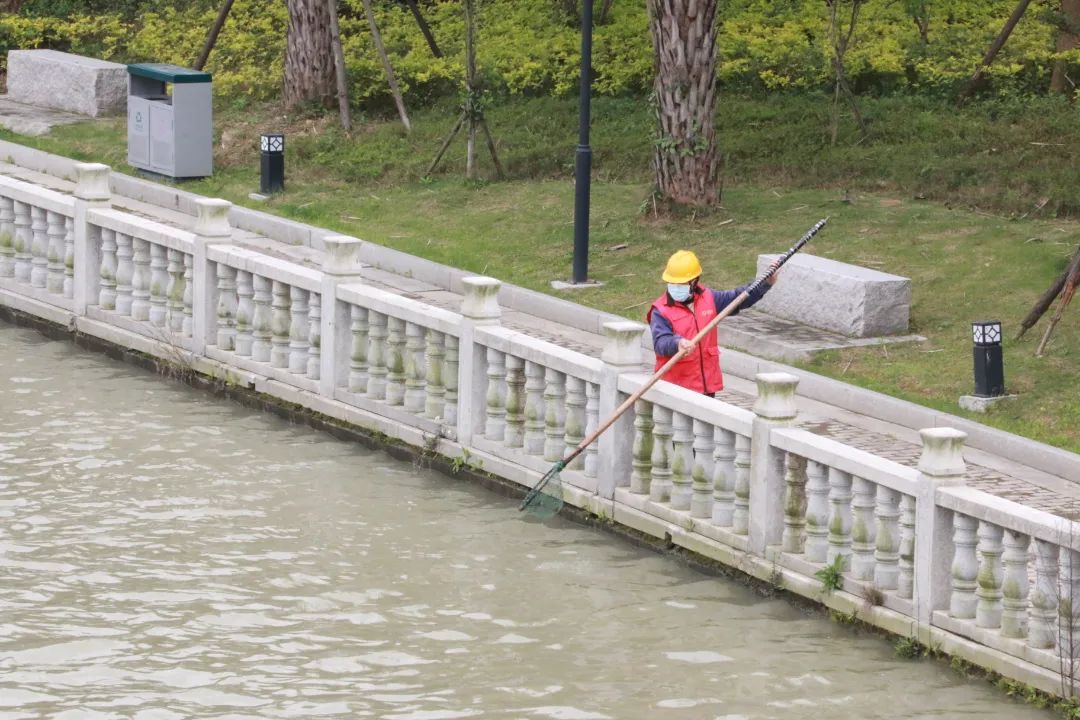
[520,217,829,516]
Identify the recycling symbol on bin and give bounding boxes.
[135,111,143,123]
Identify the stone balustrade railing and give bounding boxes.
[1,162,1078,695]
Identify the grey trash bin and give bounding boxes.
[127,63,212,179]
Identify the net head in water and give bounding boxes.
[520,464,565,521]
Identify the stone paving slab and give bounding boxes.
[0,97,89,137]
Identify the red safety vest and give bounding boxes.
[646,289,725,394]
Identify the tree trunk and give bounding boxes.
[648,0,721,208]
[1050,0,1080,96]
[957,0,1033,104]
[284,0,336,108]
[327,0,351,131]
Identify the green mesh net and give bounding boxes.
[519,462,565,521]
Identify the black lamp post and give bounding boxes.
[972,320,1005,397]
[260,133,285,195]
[571,0,594,284]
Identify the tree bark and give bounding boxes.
[957,0,1034,104]
[1050,0,1080,96]
[648,0,721,208]
[284,0,336,109]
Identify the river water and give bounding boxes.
[0,323,1051,719]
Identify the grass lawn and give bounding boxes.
[3,94,1078,452]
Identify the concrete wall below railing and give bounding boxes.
[1,138,1074,485]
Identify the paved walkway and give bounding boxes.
[4,159,1079,519]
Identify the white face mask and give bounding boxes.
[667,283,691,302]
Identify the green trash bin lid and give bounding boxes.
[127,63,212,84]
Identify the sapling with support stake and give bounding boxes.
[520,218,830,520]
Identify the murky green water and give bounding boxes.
[0,323,1051,719]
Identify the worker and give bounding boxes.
[647,250,779,397]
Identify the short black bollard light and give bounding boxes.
[972,320,1005,397]
[260,133,285,195]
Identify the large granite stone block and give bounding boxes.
[7,50,127,117]
[754,253,911,337]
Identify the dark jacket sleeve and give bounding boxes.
[650,309,681,357]
[710,281,771,316]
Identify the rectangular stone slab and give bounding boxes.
[7,50,127,118]
[754,253,911,337]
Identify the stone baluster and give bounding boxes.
[915,428,968,625]
[669,412,694,511]
[307,292,321,380]
[63,217,74,299]
[348,305,369,393]
[781,453,807,554]
[649,405,673,503]
[711,428,736,527]
[1062,550,1080,670]
[29,205,47,288]
[485,348,508,441]
[543,369,567,463]
[385,317,407,405]
[874,485,901,591]
[403,322,427,413]
[850,477,877,581]
[975,521,1005,629]
[45,210,65,295]
[130,237,151,321]
[148,243,168,326]
[749,372,799,555]
[732,434,751,535]
[503,355,525,448]
[949,512,978,620]
[270,280,291,368]
[523,361,546,455]
[1029,540,1059,650]
[251,275,272,362]
[215,263,238,350]
[564,376,586,470]
[897,494,916,599]
[584,382,599,479]
[166,249,186,333]
[12,200,31,284]
[182,254,194,337]
[443,336,459,429]
[98,228,117,310]
[630,400,653,495]
[114,232,134,316]
[73,163,111,314]
[424,329,446,420]
[1000,530,1030,639]
[288,286,310,374]
[827,468,853,568]
[596,321,644,498]
[804,460,829,563]
[690,419,715,519]
[366,311,389,400]
[0,196,14,278]
[233,270,254,355]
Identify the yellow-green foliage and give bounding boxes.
[0,0,1074,102]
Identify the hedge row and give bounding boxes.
[1,0,1077,102]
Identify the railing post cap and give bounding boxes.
[194,198,232,238]
[753,372,799,420]
[322,235,364,275]
[918,427,968,479]
[74,162,110,202]
[461,276,501,322]
[601,321,646,367]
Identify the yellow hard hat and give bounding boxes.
[662,250,702,284]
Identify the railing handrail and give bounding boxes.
[87,207,196,253]
[618,371,755,437]
[337,281,462,338]
[0,174,75,217]
[937,484,1080,551]
[770,426,921,496]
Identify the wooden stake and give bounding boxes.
[405,0,442,58]
[1036,271,1077,356]
[194,0,236,71]
[362,0,411,132]
[327,0,351,132]
[1018,245,1080,339]
[957,0,1034,104]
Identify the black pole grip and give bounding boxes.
[746,217,829,296]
